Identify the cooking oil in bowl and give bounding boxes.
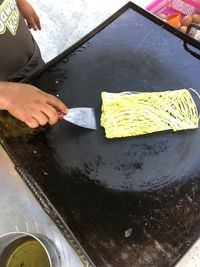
[4,236,51,267]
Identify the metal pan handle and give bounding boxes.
[183,42,200,60]
[183,23,200,60]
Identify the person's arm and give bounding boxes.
[0,82,67,128]
[16,0,41,31]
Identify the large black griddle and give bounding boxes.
[1,2,200,266]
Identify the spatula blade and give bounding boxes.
[63,108,97,130]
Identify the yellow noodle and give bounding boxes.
[101,89,199,138]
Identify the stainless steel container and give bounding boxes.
[0,232,61,267]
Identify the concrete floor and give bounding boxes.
[27,1,200,266]
[29,0,151,62]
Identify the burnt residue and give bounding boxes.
[2,5,200,267]
[0,111,36,138]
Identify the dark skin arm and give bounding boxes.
[0,1,67,128]
[16,0,41,31]
[0,82,68,128]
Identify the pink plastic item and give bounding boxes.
[146,0,200,17]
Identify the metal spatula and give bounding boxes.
[58,108,97,130]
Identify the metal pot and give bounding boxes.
[0,232,61,267]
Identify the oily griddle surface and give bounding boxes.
[2,4,200,267]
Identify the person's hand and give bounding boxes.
[16,0,41,31]
[0,82,68,128]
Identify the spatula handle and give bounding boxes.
[57,111,64,120]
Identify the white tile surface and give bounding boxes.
[27,0,200,266]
